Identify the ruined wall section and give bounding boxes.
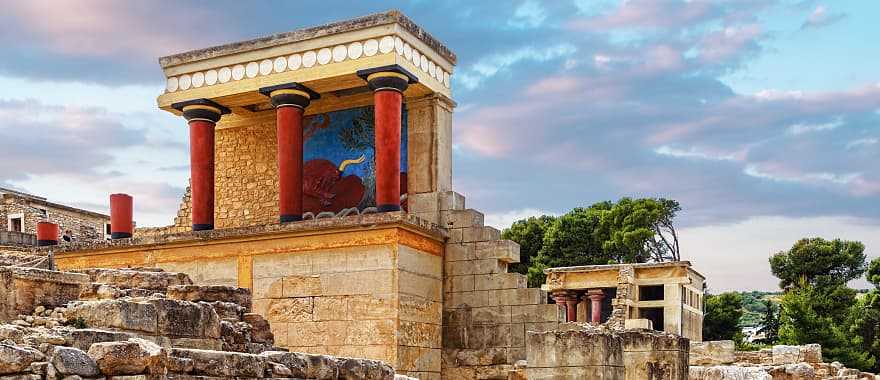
[412,192,562,379]
[1,195,109,242]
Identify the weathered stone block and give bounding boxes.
[445,243,474,262]
[470,306,511,324]
[772,345,801,365]
[445,291,489,309]
[0,344,43,374]
[397,346,440,372]
[260,351,338,379]
[166,285,251,311]
[148,299,221,339]
[689,340,734,366]
[471,259,507,275]
[439,191,465,211]
[87,339,165,375]
[51,347,100,377]
[399,294,441,324]
[68,299,159,334]
[399,271,441,301]
[440,209,483,229]
[487,288,545,306]
[64,329,135,352]
[313,296,350,321]
[399,321,441,348]
[407,192,439,214]
[281,275,321,297]
[252,277,283,299]
[473,273,526,291]
[320,270,393,296]
[511,304,558,323]
[170,348,267,378]
[528,329,624,368]
[475,240,520,263]
[461,226,501,243]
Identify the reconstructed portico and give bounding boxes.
[544,261,706,341]
[157,11,452,231]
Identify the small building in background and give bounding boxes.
[0,187,111,246]
[543,261,706,341]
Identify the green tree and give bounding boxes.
[848,257,880,372]
[599,198,681,262]
[778,283,875,370]
[769,238,867,289]
[755,299,779,345]
[528,203,612,286]
[703,292,744,342]
[502,215,556,277]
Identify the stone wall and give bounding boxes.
[525,329,624,379]
[0,267,89,321]
[1,195,109,243]
[214,121,280,229]
[417,192,562,379]
[620,329,688,380]
[251,242,443,379]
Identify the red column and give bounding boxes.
[259,83,319,223]
[358,65,417,212]
[172,99,229,231]
[552,291,578,322]
[588,289,606,324]
[109,193,133,239]
[36,221,59,246]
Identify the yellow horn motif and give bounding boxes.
[338,154,366,172]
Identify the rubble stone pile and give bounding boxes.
[0,264,404,379]
[690,340,880,379]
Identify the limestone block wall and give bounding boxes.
[429,192,562,380]
[249,242,443,380]
[525,329,625,379]
[620,330,689,380]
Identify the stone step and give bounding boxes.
[475,240,520,263]
[440,209,484,230]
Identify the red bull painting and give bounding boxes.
[301,105,407,214]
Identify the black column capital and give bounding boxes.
[172,99,230,123]
[357,64,419,93]
[259,82,320,109]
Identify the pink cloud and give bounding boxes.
[526,75,584,96]
[5,0,217,58]
[567,0,716,31]
[697,24,762,64]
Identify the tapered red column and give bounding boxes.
[109,193,133,239]
[259,83,320,223]
[587,289,605,324]
[358,65,418,212]
[36,221,59,246]
[552,291,579,322]
[172,99,229,231]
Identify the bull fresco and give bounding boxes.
[301,105,407,214]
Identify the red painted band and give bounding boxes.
[276,106,304,221]
[373,90,402,209]
[189,120,216,229]
[109,193,133,237]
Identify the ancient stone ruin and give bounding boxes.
[0,249,402,379]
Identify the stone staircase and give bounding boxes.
[411,191,562,379]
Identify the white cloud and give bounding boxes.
[507,0,546,29]
[654,145,742,162]
[743,164,861,186]
[786,118,843,135]
[680,215,880,292]
[458,44,577,90]
[483,208,557,230]
[846,138,878,149]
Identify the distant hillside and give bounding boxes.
[737,290,781,327]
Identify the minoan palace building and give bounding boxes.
[48,11,703,380]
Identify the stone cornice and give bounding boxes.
[159,10,456,68]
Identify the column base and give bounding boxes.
[110,232,132,239]
[37,240,58,247]
[377,204,401,212]
[280,214,303,223]
[192,224,214,231]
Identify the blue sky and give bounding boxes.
[0,0,877,291]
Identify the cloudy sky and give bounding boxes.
[1,0,878,291]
